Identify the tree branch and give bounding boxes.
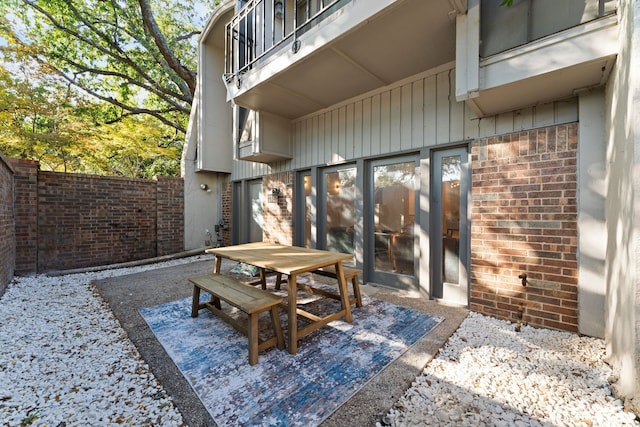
[22,0,193,105]
[137,0,196,97]
[59,56,192,106]
[174,30,200,42]
[50,67,187,133]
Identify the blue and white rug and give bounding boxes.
[140,286,442,426]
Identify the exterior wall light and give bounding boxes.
[200,183,211,192]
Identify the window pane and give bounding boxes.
[373,162,415,275]
[248,180,263,242]
[442,156,461,284]
[325,168,356,257]
[303,174,313,248]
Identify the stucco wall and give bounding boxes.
[181,96,226,250]
[604,0,640,410]
[577,90,607,338]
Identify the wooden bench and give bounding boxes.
[312,265,363,308]
[274,265,363,308]
[189,274,285,365]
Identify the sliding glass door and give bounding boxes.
[319,165,357,263]
[366,156,419,289]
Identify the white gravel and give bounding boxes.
[1,256,638,426]
[382,311,639,427]
[0,255,214,427]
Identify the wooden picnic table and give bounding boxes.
[205,242,354,354]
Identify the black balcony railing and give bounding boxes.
[224,0,350,84]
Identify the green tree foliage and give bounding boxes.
[0,64,182,176]
[0,0,220,177]
[0,0,219,133]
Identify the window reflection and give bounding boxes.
[373,162,415,276]
[325,168,356,259]
[442,156,460,284]
[303,174,312,248]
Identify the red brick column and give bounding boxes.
[221,182,233,246]
[263,172,294,245]
[470,123,578,332]
[10,158,39,275]
[155,176,184,256]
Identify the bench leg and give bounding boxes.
[191,285,201,317]
[270,306,285,350]
[351,276,363,308]
[259,268,267,290]
[275,273,284,290]
[248,313,259,365]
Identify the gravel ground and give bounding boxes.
[382,312,639,427]
[1,256,638,426]
[0,257,206,426]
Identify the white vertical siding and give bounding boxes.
[424,75,437,147]
[230,65,578,180]
[411,80,424,149]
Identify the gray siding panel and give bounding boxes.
[229,66,578,181]
[424,75,437,146]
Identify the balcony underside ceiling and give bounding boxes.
[233,0,457,120]
[469,55,616,117]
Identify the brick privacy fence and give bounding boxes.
[470,123,578,332]
[12,159,39,274]
[0,153,15,296]
[7,158,184,275]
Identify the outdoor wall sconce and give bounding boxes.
[272,187,281,196]
[518,272,528,287]
[274,1,283,19]
[200,183,211,193]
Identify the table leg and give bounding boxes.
[213,255,222,274]
[335,262,353,323]
[288,272,298,354]
[191,285,200,317]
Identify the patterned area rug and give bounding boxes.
[140,280,442,427]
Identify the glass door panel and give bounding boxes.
[367,156,419,290]
[323,167,356,258]
[303,174,313,248]
[248,179,263,243]
[374,162,416,275]
[295,171,314,248]
[432,148,469,306]
[442,155,461,284]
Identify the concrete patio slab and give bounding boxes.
[93,257,467,427]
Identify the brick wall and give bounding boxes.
[4,159,184,274]
[263,172,294,245]
[0,153,15,296]
[10,159,39,275]
[156,176,184,255]
[37,172,158,271]
[470,123,578,332]
[221,182,233,246]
